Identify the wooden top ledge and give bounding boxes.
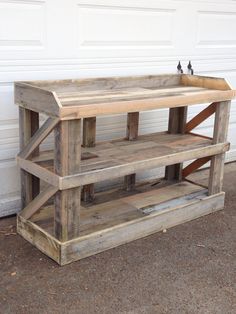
[14,74,235,120]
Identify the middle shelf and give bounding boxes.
[18,131,229,189]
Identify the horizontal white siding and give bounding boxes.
[0,0,236,216]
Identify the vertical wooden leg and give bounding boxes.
[54,119,82,241]
[19,108,40,209]
[208,101,231,195]
[30,111,40,198]
[82,117,96,202]
[165,106,187,181]
[124,112,139,191]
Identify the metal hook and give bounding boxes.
[187,61,194,75]
[177,61,183,74]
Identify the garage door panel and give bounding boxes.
[0,0,47,60]
[76,1,179,59]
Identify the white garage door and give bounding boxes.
[0,0,236,217]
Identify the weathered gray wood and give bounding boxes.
[26,74,181,92]
[15,82,61,116]
[54,119,82,241]
[60,142,229,189]
[15,75,235,119]
[30,111,40,199]
[209,101,231,195]
[18,117,60,160]
[124,112,139,191]
[15,74,234,266]
[17,215,61,264]
[17,156,60,188]
[82,117,96,202]
[165,106,187,181]
[19,108,40,208]
[20,186,58,220]
[60,192,225,265]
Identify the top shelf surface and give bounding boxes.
[15,74,235,120]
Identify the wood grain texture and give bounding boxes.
[15,82,61,116]
[20,186,58,220]
[61,142,229,189]
[124,112,139,191]
[185,102,217,133]
[33,181,204,236]
[15,75,235,119]
[165,106,187,181]
[54,120,82,241]
[17,215,61,264]
[60,192,225,265]
[30,111,40,199]
[82,117,96,202]
[18,117,60,160]
[209,101,231,195]
[17,156,60,188]
[18,180,225,265]
[19,108,40,208]
[182,156,211,178]
[60,89,235,120]
[25,74,181,92]
[181,74,233,91]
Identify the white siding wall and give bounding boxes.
[0,0,236,216]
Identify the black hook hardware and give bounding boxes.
[177,61,183,74]
[187,61,194,75]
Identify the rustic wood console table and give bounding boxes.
[15,74,235,265]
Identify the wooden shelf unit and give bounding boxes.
[15,74,235,265]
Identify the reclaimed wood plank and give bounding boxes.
[182,156,211,178]
[17,156,60,188]
[82,117,96,202]
[165,106,187,181]
[19,108,40,208]
[30,111,40,198]
[124,112,139,191]
[60,142,229,189]
[181,74,233,91]
[209,101,231,195]
[60,89,235,119]
[20,186,58,220]
[54,120,82,241]
[17,215,61,264]
[60,192,225,265]
[15,82,61,116]
[185,102,217,133]
[58,86,206,105]
[24,74,181,92]
[18,117,60,160]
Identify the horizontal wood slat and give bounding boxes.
[61,142,229,189]
[15,75,235,119]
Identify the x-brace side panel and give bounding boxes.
[18,117,60,160]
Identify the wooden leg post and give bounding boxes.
[19,108,40,208]
[209,101,231,195]
[165,106,187,181]
[54,119,82,242]
[124,112,139,191]
[82,117,96,202]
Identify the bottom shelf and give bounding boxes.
[17,180,225,265]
